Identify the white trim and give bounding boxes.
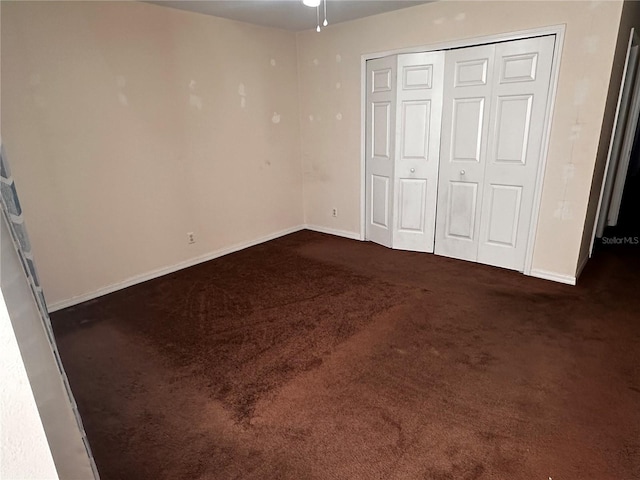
[363,26,567,60]
[304,224,361,240]
[359,54,367,241]
[530,268,576,286]
[47,225,305,312]
[360,24,566,277]
[576,253,590,281]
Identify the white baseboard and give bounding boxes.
[47,225,306,313]
[303,224,362,241]
[529,268,576,286]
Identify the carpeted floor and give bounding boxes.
[51,231,640,479]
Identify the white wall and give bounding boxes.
[2,1,303,308]
[297,0,624,280]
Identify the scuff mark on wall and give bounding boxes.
[583,36,599,54]
[335,54,342,63]
[433,17,445,25]
[312,58,319,67]
[270,58,277,67]
[29,74,45,108]
[272,112,281,124]
[117,93,129,107]
[238,83,247,108]
[553,200,573,220]
[569,123,582,141]
[336,113,342,121]
[455,13,466,21]
[308,115,314,122]
[116,75,129,107]
[189,94,203,110]
[563,164,576,182]
[573,79,589,106]
[335,82,341,89]
[188,80,203,110]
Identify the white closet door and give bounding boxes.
[366,56,397,248]
[477,35,555,270]
[393,52,445,252]
[435,44,496,262]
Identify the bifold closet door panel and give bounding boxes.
[392,52,445,253]
[477,35,555,271]
[365,55,397,249]
[435,44,496,262]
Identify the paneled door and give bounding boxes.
[434,44,496,262]
[477,36,555,269]
[393,52,445,252]
[366,52,445,252]
[365,55,397,248]
[435,36,555,271]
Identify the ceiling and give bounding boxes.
[147,1,431,32]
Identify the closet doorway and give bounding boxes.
[363,30,560,273]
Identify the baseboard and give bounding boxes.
[304,224,362,241]
[47,225,306,313]
[529,268,576,286]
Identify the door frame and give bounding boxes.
[359,24,565,276]
[590,28,640,254]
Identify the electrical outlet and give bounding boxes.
[187,232,195,244]
[332,208,338,217]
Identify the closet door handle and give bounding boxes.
[410,168,415,173]
[460,170,465,175]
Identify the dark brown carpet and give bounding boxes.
[51,230,640,480]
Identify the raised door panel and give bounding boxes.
[372,68,392,93]
[494,94,533,164]
[371,175,390,228]
[372,102,392,159]
[485,184,522,246]
[398,179,427,232]
[451,98,485,162]
[446,182,478,240]
[401,101,430,160]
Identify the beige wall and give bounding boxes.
[297,1,623,279]
[578,0,640,269]
[1,5,64,478]
[2,1,628,305]
[2,1,303,307]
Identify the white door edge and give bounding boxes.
[359,24,566,277]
